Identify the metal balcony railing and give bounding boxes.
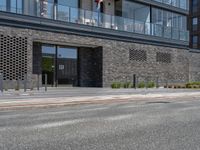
[0,3,189,42]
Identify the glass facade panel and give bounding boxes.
[122,0,150,23]
[58,0,78,8]
[153,0,189,10]
[180,0,187,10]
[23,0,38,16]
[57,47,77,86]
[0,0,6,11]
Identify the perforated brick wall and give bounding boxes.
[129,49,147,61]
[0,34,28,80]
[156,52,171,63]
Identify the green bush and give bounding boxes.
[186,82,200,89]
[111,82,121,89]
[123,82,131,88]
[15,85,20,91]
[147,81,155,88]
[137,82,145,88]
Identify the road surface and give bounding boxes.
[0,97,200,150]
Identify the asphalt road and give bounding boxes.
[1,98,200,150]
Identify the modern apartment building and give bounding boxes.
[0,0,198,88]
[189,0,200,49]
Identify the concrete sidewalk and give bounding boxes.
[0,88,200,110]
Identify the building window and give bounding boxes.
[193,18,198,25]
[192,36,198,48]
[192,17,198,31]
[192,0,198,13]
[58,0,78,8]
[122,1,150,22]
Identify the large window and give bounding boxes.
[152,8,187,30]
[153,0,189,10]
[122,1,150,23]
[10,0,23,13]
[192,0,199,14]
[58,0,78,8]
[23,0,38,16]
[0,0,6,11]
[192,36,198,48]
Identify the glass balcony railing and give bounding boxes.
[0,3,189,42]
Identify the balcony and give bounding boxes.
[0,3,189,43]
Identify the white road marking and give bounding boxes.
[31,119,84,129]
[104,114,132,121]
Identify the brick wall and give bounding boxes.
[0,26,198,88]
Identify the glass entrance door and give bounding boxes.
[42,45,56,86]
[57,47,78,86]
[41,44,78,87]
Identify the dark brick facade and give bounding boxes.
[0,26,199,88]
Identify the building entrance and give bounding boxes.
[41,44,78,87]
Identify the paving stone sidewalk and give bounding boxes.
[0,88,200,110]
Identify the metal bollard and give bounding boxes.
[133,74,136,89]
[156,77,159,88]
[17,74,20,90]
[45,74,47,92]
[166,79,168,88]
[37,74,40,91]
[24,74,27,92]
[145,77,148,89]
[0,73,3,93]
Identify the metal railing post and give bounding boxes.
[0,72,3,93]
[45,74,47,92]
[17,74,20,90]
[133,74,136,89]
[145,77,148,89]
[24,74,27,92]
[37,74,40,91]
[156,77,159,88]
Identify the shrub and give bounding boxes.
[15,85,20,91]
[168,85,172,88]
[193,85,198,89]
[137,82,145,88]
[123,82,131,88]
[147,81,155,88]
[181,85,186,88]
[186,82,200,89]
[3,84,8,91]
[111,82,121,89]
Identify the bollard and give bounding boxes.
[17,74,20,90]
[0,73,3,93]
[24,74,27,92]
[133,74,136,89]
[45,74,47,92]
[37,74,40,91]
[136,76,138,89]
[145,77,148,89]
[156,77,159,88]
[165,79,168,88]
